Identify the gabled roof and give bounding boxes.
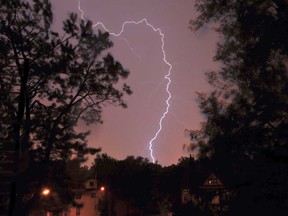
[199,172,225,189]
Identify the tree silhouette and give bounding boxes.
[188,0,288,215]
[92,154,162,215]
[0,0,131,215]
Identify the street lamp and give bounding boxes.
[41,188,51,196]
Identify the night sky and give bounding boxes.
[50,0,219,166]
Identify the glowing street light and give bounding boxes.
[100,186,105,192]
[41,188,51,196]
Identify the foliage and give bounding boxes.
[92,154,212,215]
[0,0,131,215]
[92,153,118,188]
[97,197,109,216]
[188,0,288,215]
[158,157,194,209]
[92,154,162,214]
[65,159,92,181]
[189,0,288,158]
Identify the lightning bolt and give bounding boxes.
[77,0,172,163]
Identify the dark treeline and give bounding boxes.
[186,0,288,215]
[87,154,218,216]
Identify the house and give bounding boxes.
[70,179,104,216]
[46,177,170,216]
[46,178,105,216]
[181,172,233,213]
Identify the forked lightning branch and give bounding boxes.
[77,0,172,163]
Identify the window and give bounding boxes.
[91,193,96,198]
[76,207,81,216]
[208,178,217,184]
[89,181,94,187]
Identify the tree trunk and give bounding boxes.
[9,58,30,216]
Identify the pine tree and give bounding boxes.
[0,0,131,215]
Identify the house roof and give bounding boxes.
[199,172,225,189]
[180,156,246,191]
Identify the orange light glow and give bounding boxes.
[41,188,50,196]
[100,186,105,192]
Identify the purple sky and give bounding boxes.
[50,0,219,166]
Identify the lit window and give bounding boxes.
[208,179,218,184]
